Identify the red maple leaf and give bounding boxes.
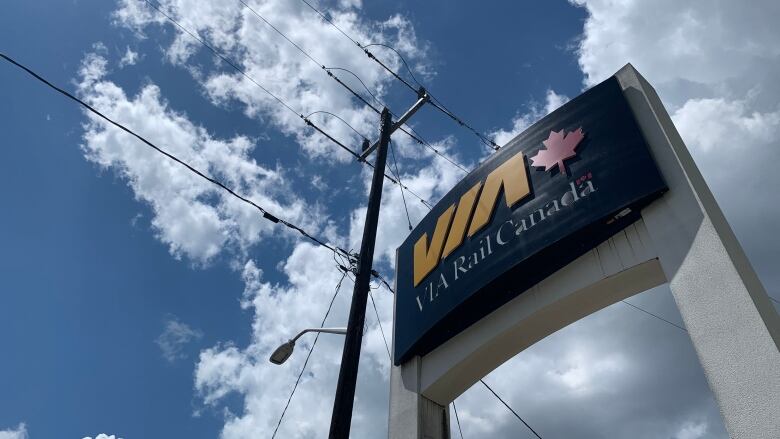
[530,127,585,173]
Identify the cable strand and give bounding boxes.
[452,401,465,439]
[271,269,347,438]
[369,290,391,360]
[324,67,384,109]
[144,0,298,116]
[0,52,353,260]
[304,110,368,140]
[389,141,413,230]
[295,0,499,152]
[621,300,688,332]
[480,379,543,439]
[142,0,432,206]
[239,0,323,66]
[299,0,363,48]
[363,43,422,89]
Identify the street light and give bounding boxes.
[269,327,347,365]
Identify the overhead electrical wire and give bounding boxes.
[621,299,688,332]
[403,124,471,173]
[480,379,543,439]
[363,45,500,151]
[10,6,731,437]
[368,270,544,439]
[304,110,369,140]
[389,140,414,231]
[0,52,354,262]
[140,0,434,208]
[369,290,392,359]
[362,43,423,95]
[271,268,347,439]
[452,401,465,439]
[297,0,501,151]
[299,0,363,48]
[371,270,395,294]
[324,66,384,108]
[238,0,470,176]
[365,44,500,151]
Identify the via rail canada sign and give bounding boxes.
[393,77,668,365]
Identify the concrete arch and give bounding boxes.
[388,65,780,439]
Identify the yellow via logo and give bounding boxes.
[413,152,530,286]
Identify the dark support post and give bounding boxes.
[328,108,393,439]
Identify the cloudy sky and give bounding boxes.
[1,0,779,438]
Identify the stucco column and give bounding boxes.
[617,65,780,439]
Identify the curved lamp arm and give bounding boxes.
[291,327,347,342]
[269,327,347,365]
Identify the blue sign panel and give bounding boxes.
[393,76,667,365]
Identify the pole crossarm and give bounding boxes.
[360,87,429,161]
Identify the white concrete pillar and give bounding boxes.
[389,357,450,439]
[617,65,780,439]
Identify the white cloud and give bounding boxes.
[350,140,467,269]
[82,435,123,439]
[0,423,27,439]
[75,4,452,433]
[77,52,313,263]
[194,244,395,438]
[490,89,569,147]
[675,421,708,439]
[118,47,140,67]
[547,351,627,394]
[113,0,429,160]
[67,1,780,438]
[570,0,780,289]
[156,316,204,363]
[673,97,780,154]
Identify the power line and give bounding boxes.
[299,0,364,48]
[370,270,395,293]
[239,0,324,66]
[480,379,543,439]
[10,44,484,439]
[369,290,391,359]
[239,0,470,175]
[271,268,347,439]
[144,0,297,115]
[403,124,471,173]
[362,44,500,151]
[362,43,419,94]
[389,140,413,231]
[363,43,423,89]
[239,0,377,114]
[0,52,354,261]
[452,401,465,439]
[427,97,500,150]
[370,283,540,439]
[297,0,500,151]
[369,269,547,439]
[360,154,434,210]
[324,66,384,108]
[141,0,434,208]
[304,110,369,140]
[621,299,688,332]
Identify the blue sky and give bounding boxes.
[1,1,779,438]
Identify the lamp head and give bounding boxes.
[269,340,295,365]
